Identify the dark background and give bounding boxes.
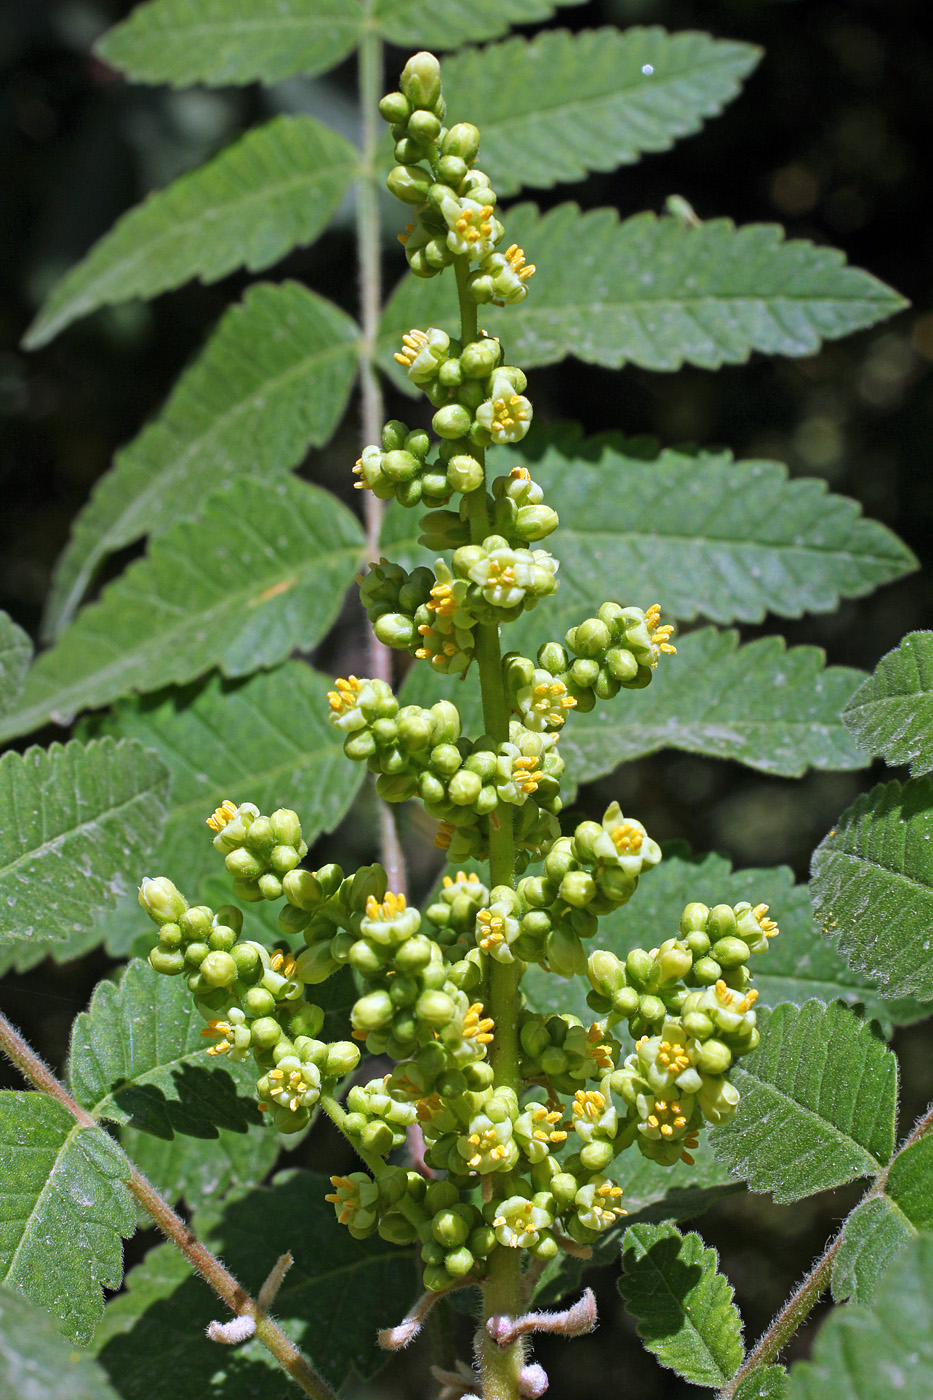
[1,0,931,1394]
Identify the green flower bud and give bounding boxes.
[386,163,432,204]
[139,877,187,925]
[514,505,559,542]
[400,52,442,110]
[416,990,456,1027]
[692,956,722,985]
[443,122,481,163]
[681,902,710,934]
[379,91,410,124]
[408,109,441,145]
[433,403,472,439]
[437,154,468,186]
[282,868,321,911]
[326,1041,362,1078]
[294,942,340,984]
[258,873,283,901]
[712,936,751,969]
[199,951,238,987]
[149,946,185,976]
[179,906,212,939]
[446,453,484,492]
[448,769,483,806]
[696,1039,733,1074]
[559,870,597,908]
[708,904,737,940]
[185,941,210,967]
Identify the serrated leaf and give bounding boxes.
[811,777,933,1001]
[0,1092,135,1345]
[832,1134,933,1304]
[444,29,761,195]
[25,117,358,348]
[710,1001,898,1203]
[787,1233,933,1400]
[119,1119,278,1215]
[523,853,927,1034]
[96,0,363,86]
[0,611,31,714]
[561,629,867,780]
[619,1221,744,1386]
[734,1366,789,1400]
[0,739,169,945]
[0,478,364,746]
[841,631,933,777]
[93,1169,416,1396]
[374,0,585,50]
[44,283,360,639]
[0,1284,122,1400]
[83,662,364,956]
[380,205,907,375]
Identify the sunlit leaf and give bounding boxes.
[832,1134,933,1304]
[841,631,933,777]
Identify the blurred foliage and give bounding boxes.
[1,1,931,1395]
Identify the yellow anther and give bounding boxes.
[753,903,780,938]
[365,890,407,921]
[610,822,644,855]
[206,799,238,832]
[573,1090,605,1119]
[327,676,362,714]
[510,466,531,481]
[715,979,736,1005]
[434,820,455,851]
[394,328,430,369]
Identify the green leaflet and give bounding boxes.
[43,282,360,639]
[522,852,928,1033]
[832,1134,933,1304]
[619,1221,744,1387]
[788,1234,933,1400]
[24,116,358,348]
[0,478,364,747]
[93,1170,417,1396]
[734,1368,789,1400]
[0,1093,135,1346]
[82,662,365,956]
[380,204,907,376]
[443,28,761,194]
[810,777,933,1001]
[0,610,31,715]
[841,631,933,777]
[95,0,585,86]
[0,739,169,945]
[710,1001,898,1203]
[0,1284,122,1400]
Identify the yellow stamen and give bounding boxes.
[206,799,238,832]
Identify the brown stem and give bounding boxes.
[0,1008,338,1400]
[720,1099,933,1397]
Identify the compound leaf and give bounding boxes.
[374,0,585,50]
[44,282,360,638]
[96,0,363,86]
[84,662,364,956]
[380,205,907,375]
[0,739,169,945]
[841,631,933,777]
[619,1221,744,1387]
[810,777,933,1001]
[25,117,358,348]
[523,852,927,1033]
[710,1001,898,1203]
[832,1133,933,1304]
[93,1170,417,1396]
[520,426,915,623]
[560,628,866,780]
[788,1233,933,1400]
[444,28,761,195]
[0,478,364,746]
[0,611,31,715]
[0,1284,122,1400]
[0,1092,135,1346]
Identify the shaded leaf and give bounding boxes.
[0,1283,122,1400]
[561,629,867,780]
[119,1119,278,1215]
[787,1233,933,1400]
[710,1001,898,1203]
[83,663,365,956]
[619,1221,744,1386]
[0,478,364,746]
[0,1092,135,1346]
[93,1169,416,1395]
[523,852,928,1034]
[374,0,585,50]
[25,117,358,348]
[0,611,31,715]
[0,739,169,944]
[841,631,933,777]
[44,282,360,638]
[832,1134,933,1304]
[811,777,933,1001]
[96,0,363,86]
[380,204,907,376]
[444,29,761,195]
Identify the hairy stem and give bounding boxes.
[454,254,524,1400]
[356,10,405,895]
[720,1099,933,1396]
[0,1008,338,1400]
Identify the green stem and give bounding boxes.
[319,1092,423,1229]
[0,1008,338,1400]
[356,8,405,895]
[454,254,525,1400]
